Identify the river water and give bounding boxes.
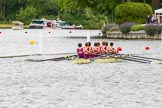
[0,29,162,108]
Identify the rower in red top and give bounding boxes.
[88,42,94,58]
[83,42,91,58]
[101,41,108,54]
[108,42,118,54]
[77,43,85,58]
[93,42,100,57]
[105,41,109,53]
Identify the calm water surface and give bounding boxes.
[0,29,162,108]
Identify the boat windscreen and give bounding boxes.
[32,20,44,24]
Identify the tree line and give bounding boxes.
[0,0,160,29]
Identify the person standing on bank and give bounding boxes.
[146,14,151,24]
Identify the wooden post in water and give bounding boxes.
[161,30,162,50]
[87,31,90,42]
[39,31,43,54]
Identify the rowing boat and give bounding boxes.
[72,57,122,64]
[72,58,91,64]
[24,53,162,64]
[94,58,122,63]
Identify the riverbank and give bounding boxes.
[0,24,12,29]
[0,24,29,29]
[106,31,162,40]
[0,27,162,40]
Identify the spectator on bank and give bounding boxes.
[146,14,151,24]
[151,15,158,24]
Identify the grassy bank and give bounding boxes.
[0,24,12,29]
[0,24,29,29]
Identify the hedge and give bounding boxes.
[144,24,162,36]
[115,2,153,24]
[119,22,137,34]
[131,24,144,31]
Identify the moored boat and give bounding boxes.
[56,19,83,29]
[29,19,55,29]
[12,21,24,30]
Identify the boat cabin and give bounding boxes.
[12,21,24,30]
[29,19,54,29]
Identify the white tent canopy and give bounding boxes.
[154,8,162,24]
[155,8,162,15]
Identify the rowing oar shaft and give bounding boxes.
[121,58,150,64]
[130,55,162,61]
[126,56,152,62]
[25,55,77,62]
[104,54,151,64]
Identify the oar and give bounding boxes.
[120,57,151,64]
[126,56,152,62]
[25,55,77,62]
[129,55,162,61]
[102,54,150,63]
[117,54,162,64]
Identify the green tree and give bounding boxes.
[16,6,37,24]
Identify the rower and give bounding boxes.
[92,42,100,57]
[108,42,118,54]
[97,42,101,53]
[88,42,94,58]
[101,41,108,54]
[83,42,91,58]
[105,41,109,53]
[77,43,85,58]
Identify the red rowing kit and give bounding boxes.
[77,48,85,58]
[77,45,118,58]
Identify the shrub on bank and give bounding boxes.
[102,24,120,35]
[144,24,156,36]
[131,24,144,31]
[119,22,137,34]
[144,24,162,36]
[155,25,162,35]
[102,24,115,34]
[115,2,153,24]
